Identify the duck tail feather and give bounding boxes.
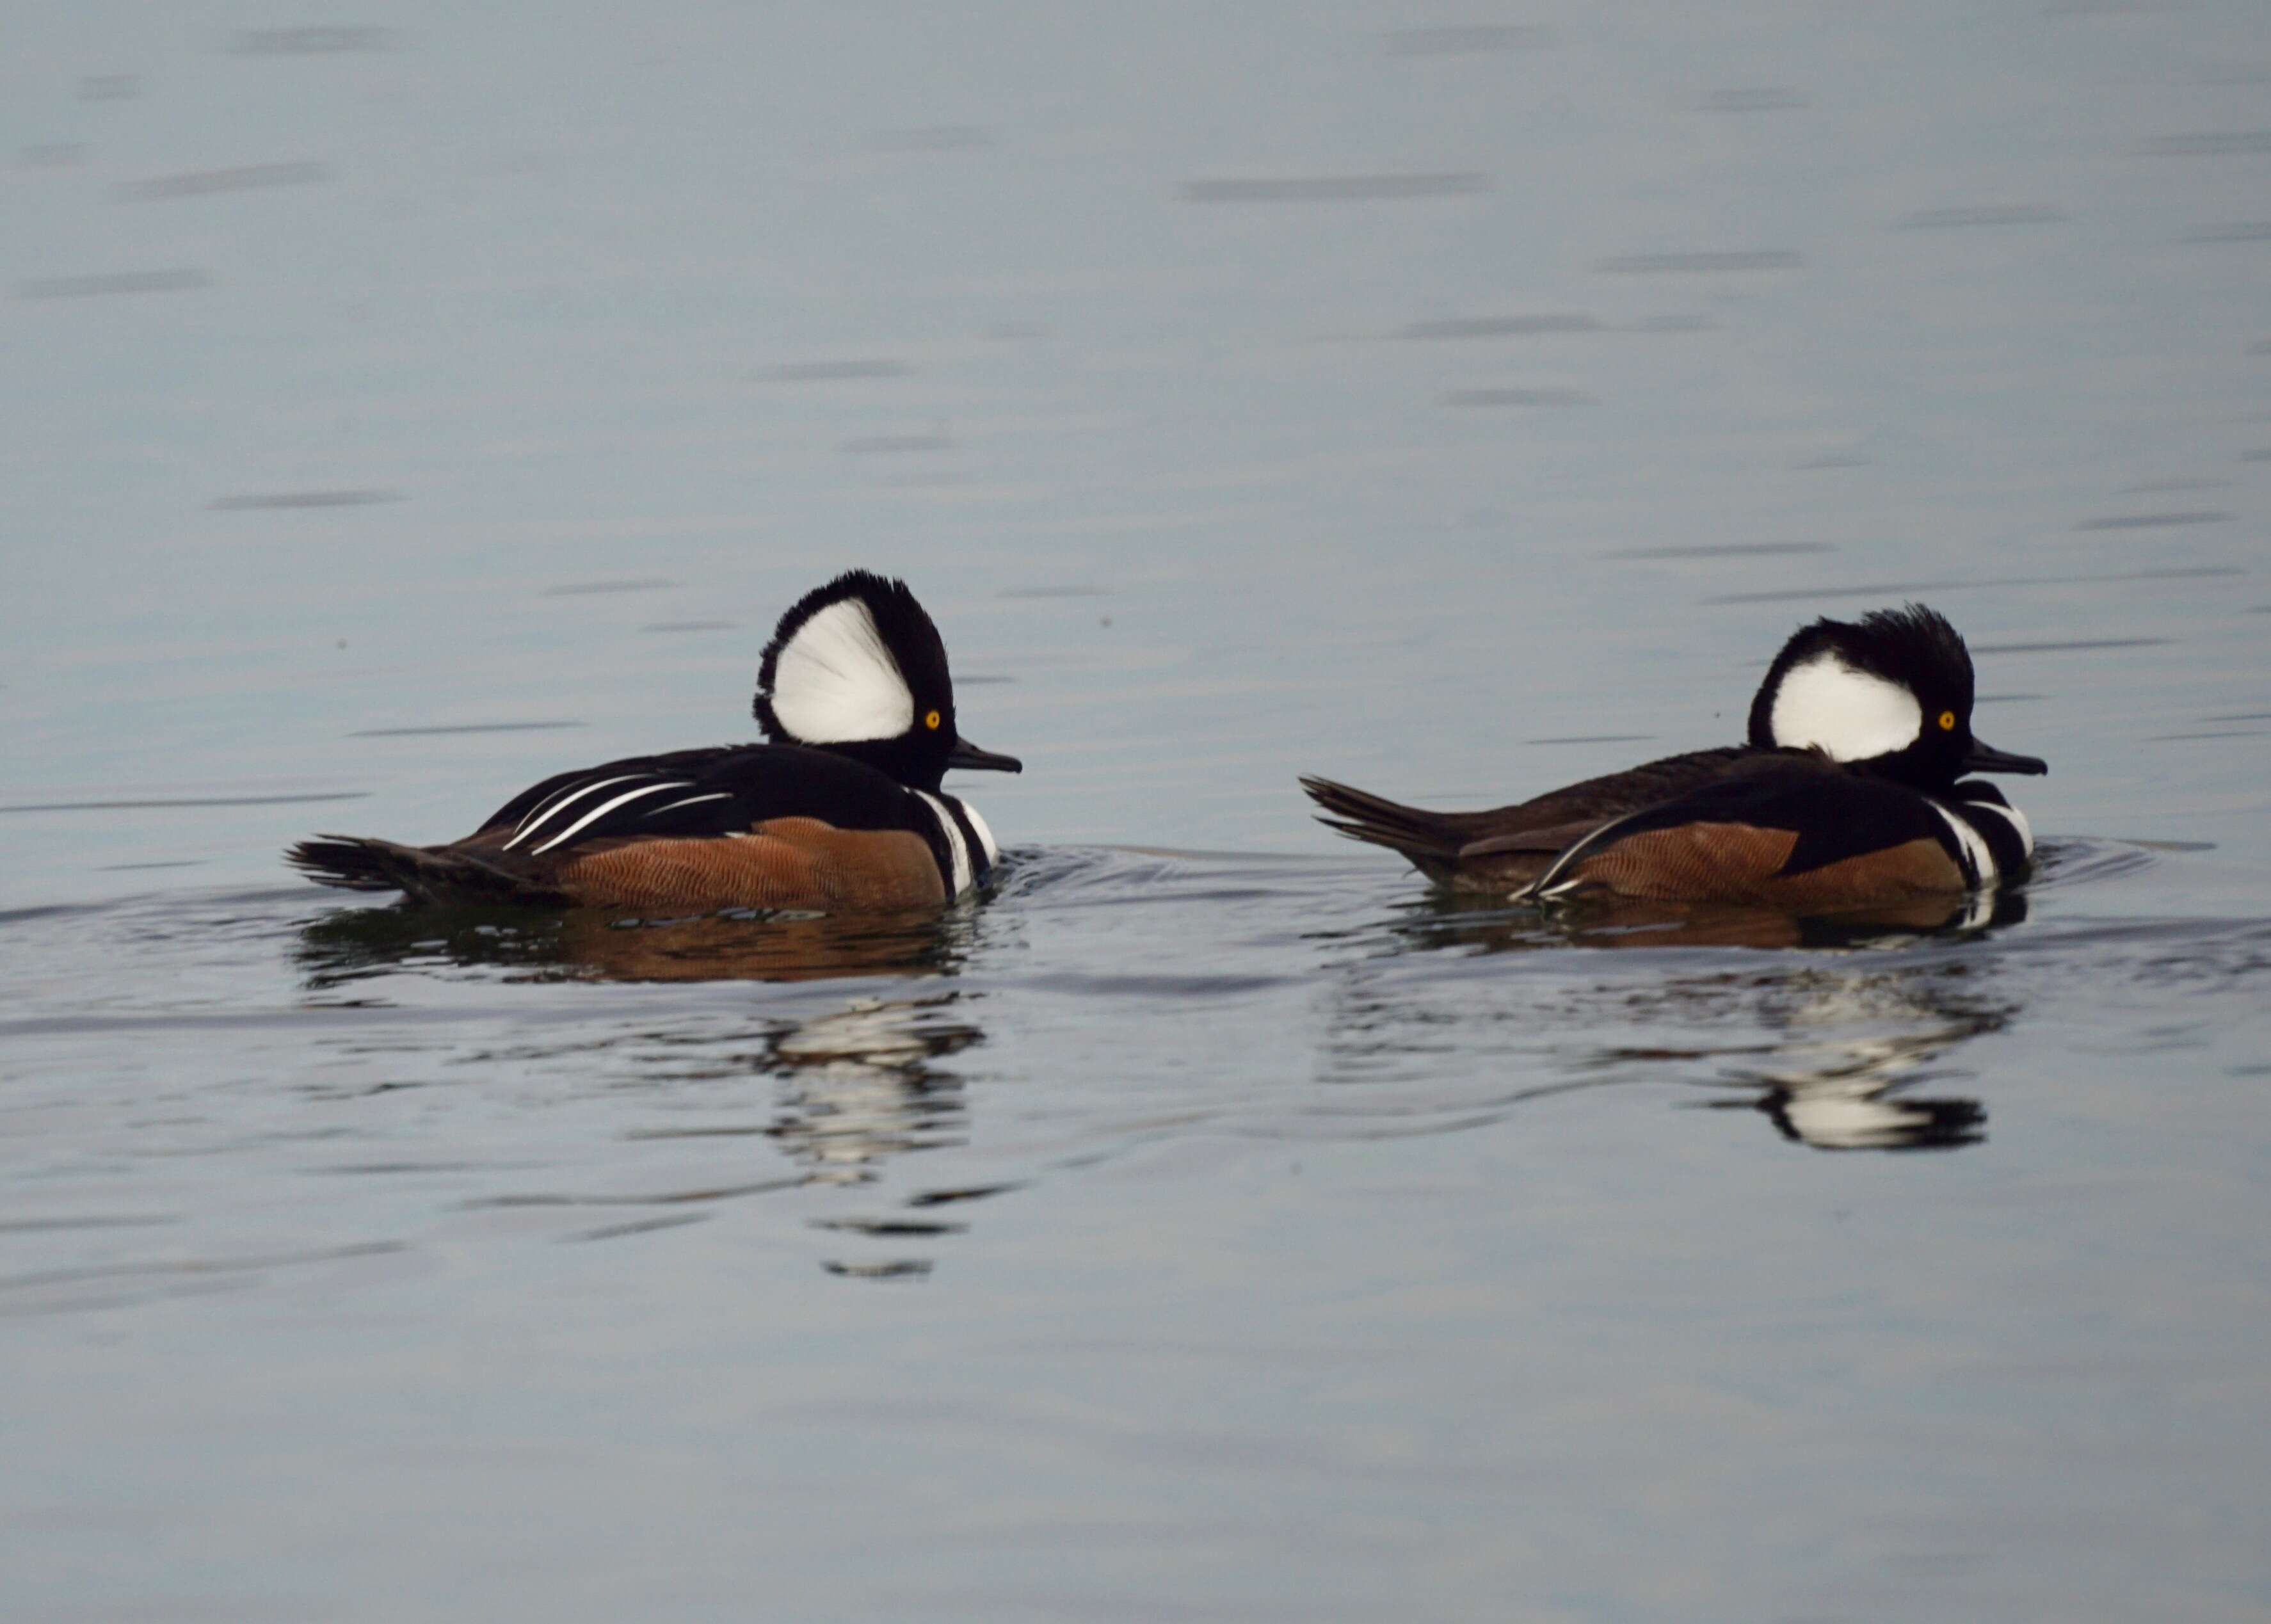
[1297,775,1466,861]
[286,835,546,903]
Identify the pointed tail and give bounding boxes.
[1297,775,1475,878]
[286,835,551,904]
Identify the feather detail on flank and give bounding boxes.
[1768,655,1924,762]
[762,598,916,744]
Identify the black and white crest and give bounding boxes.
[1749,604,1973,764]
[754,570,949,749]
[1738,600,2032,792]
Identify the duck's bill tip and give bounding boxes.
[948,737,1022,773]
[1963,739,2048,776]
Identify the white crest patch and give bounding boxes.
[1767,654,1924,762]
[915,791,974,895]
[766,599,916,744]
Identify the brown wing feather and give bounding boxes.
[1418,819,1603,893]
[554,819,946,913]
[1454,818,1607,862]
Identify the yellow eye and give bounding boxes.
[925,709,942,731]
[1938,710,1957,731]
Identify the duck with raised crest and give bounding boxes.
[290,571,1020,913]
[1302,604,2046,908]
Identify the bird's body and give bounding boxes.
[1303,605,2046,908]
[291,572,1020,913]
[1303,744,1777,893]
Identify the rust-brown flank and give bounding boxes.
[553,817,947,912]
[1565,824,1968,905]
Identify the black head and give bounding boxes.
[1745,603,2046,789]
[753,570,1021,792]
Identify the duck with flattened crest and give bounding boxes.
[1302,604,2046,908]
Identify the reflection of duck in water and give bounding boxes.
[1306,605,2045,910]
[552,909,973,984]
[289,571,1020,913]
[1339,890,2019,1152]
[764,996,983,1186]
[1393,882,2028,956]
[1717,967,2006,1150]
[296,899,981,986]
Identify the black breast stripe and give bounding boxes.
[1946,794,2031,880]
[908,794,961,893]
[1929,805,1983,888]
[943,795,990,885]
[1772,780,1949,878]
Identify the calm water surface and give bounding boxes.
[6,4,2270,1620]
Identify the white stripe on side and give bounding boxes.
[956,799,999,866]
[530,781,693,855]
[506,773,648,849]
[642,792,734,819]
[1520,812,1634,901]
[511,781,588,838]
[1523,850,1584,901]
[1965,797,2034,857]
[914,791,974,895]
[1927,801,1997,888]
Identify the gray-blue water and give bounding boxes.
[6,4,2270,1619]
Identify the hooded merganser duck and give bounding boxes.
[289,570,1021,913]
[1302,604,2046,908]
